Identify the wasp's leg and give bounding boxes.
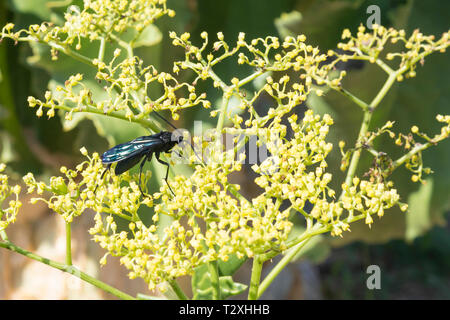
[173,150,182,158]
[138,153,152,197]
[94,164,111,193]
[155,152,175,196]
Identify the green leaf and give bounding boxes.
[406,178,433,242]
[10,0,53,21]
[192,264,215,300]
[274,10,303,39]
[0,2,40,171]
[217,276,247,299]
[132,25,163,48]
[218,254,247,276]
[192,264,247,300]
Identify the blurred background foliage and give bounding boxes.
[0,0,448,299]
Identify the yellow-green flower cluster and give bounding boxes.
[159,161,293,254]
[247,110,407,237]
[1,0,174,51]
[171,31,333,76]
[89,155,293,289]
[333,24,449,79]
[86,109,408,289]
[27,54,210,124]
[340,178,406,230]
[90,217,177,289]
[393,114,450,183]
[0,164,22,231]
[23,149,152,223]
[252,110,333,202]
[170,31,343,113]
[343,115,450,184]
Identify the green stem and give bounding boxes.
[237,69,265,87]
[343,110,372,187]
[257,237,311,299]
[255,207,379,299]
[46,40,94,65]
[391,141,436,171]
[108,33,135,53]
[65,222,72,266]
[248,255,263,300]
[98,37,106,62]
[375,58,394,74]
[168,279,188,300]
[51,103,160,132]
[370,72,398,109]
[126,43,134,60]
[335,86,369,111]
[0,241,135,300]
[208,261,221,300]
[216,93,231,133]
[343,71,398,189]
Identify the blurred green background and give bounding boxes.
[0,0,449,299]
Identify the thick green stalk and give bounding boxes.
[343,109,373,187]
[343,71,398,188]
[257,237,311,299]
[216,93,231,133]
[255,221,331,298]
[98,37,106,62]
[168,279,188,300]
[391,139,443,172]
[65,222,72,266]
[248,255,263,300]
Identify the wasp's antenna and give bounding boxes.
[182,139,205,166]
[152,110,178,131]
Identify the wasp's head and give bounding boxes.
[171,132,183,144]
[170,131,184,144]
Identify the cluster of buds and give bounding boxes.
[89,155,292,289]
[27,55,210,125]
[0,0,174,52]
[23,149,152,223]
[0,164,22,231]
[332,24,449,80]
[170,30,344,115]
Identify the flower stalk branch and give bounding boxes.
[0,240,136,300]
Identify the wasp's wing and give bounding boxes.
[101,136,163,164]
[114,152,149,175]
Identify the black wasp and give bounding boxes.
[98,113,184,196]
